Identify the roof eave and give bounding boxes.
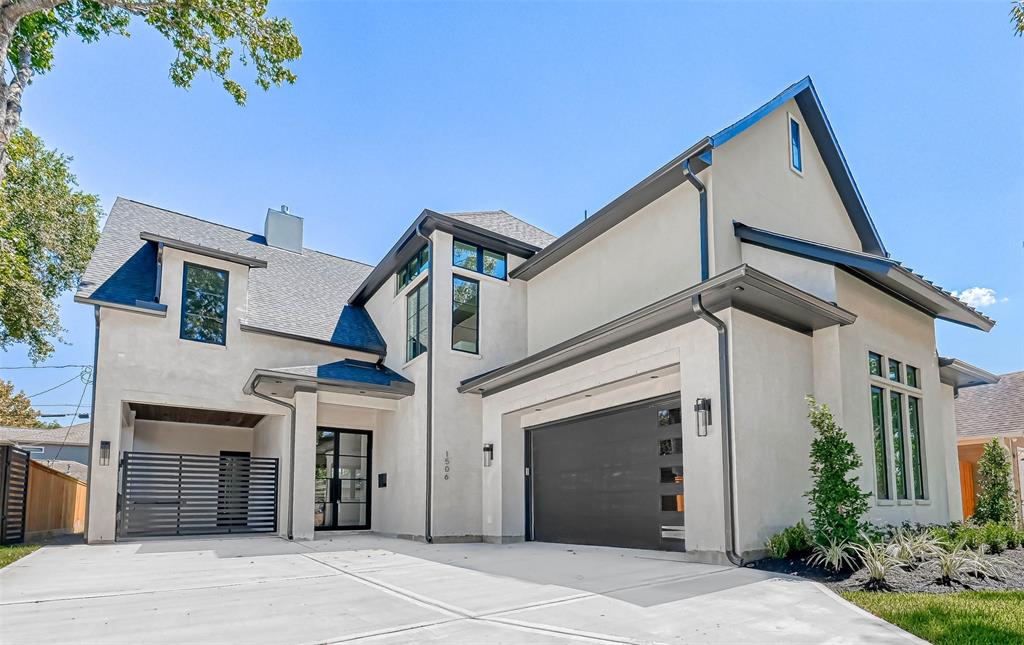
[938,357,1000,389]
[459,264,856,395]
[245,367,414,399]
[140,232,268,268]
[74,295,169,317]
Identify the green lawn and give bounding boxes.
[0,544,39,569]
[843,591,1024,645]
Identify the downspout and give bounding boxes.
[414,221,435,543]
[250,375,297,540]
[691,294,743,566]
[681,159,709,281]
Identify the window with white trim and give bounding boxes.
[868,351,926,501]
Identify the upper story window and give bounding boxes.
[397,246,429,293]
[453,239,507,280]
[406,279,429,361]
[867,350,926,502]
[789,114,803,174]
[452,276,479,354]
[180,263,228,345]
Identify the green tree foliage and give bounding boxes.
[973,439,1016,524]
[1013,1,1024,36]
[0,0,302,176]
[804,396,871,544]
[0,377,45,427]
[0,128,100,361]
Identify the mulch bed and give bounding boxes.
[749,548,1024,594]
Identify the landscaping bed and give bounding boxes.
[751,546,1024,594]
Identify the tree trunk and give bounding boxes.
[0,42,30,186]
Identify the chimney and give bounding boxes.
[264,205,303,253]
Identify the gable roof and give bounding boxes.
[77,198,387,355]
[0,423,90,446]
[734,222,995,331]
[446,211,557,249]
[955,371,1023,438]
[511,76,887,281]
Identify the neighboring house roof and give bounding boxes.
[0,423,90,446]
[733,222,995,331]
[77,198,387,355]
[446,211,557,249]
[39,460,88,483]
[245,359,415,399]
[511,76,887,281]
[955,370,1024,439]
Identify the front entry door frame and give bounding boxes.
[315,428,372,531]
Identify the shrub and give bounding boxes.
[973,440,1016,525]
[935,547,975,585]
[804,397,870,545]
[808,536,858,572]
[851,533,900,587]
[981,522,1009,554]
[766,532,790,559]
[958,525,983,550]
[764,520,813,559]
[783,520,813,555]
[929,525,955,550]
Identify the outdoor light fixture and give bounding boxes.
[482,443,494,467]
[99,440,111,466]
[693,398,712,437]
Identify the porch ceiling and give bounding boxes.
[129,402,265,428]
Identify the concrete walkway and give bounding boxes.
[0,534,918,644]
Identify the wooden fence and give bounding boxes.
[26,460,86,540]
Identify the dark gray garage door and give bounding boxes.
[526,395,685,551]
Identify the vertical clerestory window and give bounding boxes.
[451,276,479,354]
[868,350,926,502]
[397,246,429,293]
[406,280,429,361]
[789,115,803,174]
[180,263,228,345]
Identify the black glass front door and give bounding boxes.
[314,429,371,530]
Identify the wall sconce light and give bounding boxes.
[693,398,712,437]
[99,440,111,466]
[482,443,494,467]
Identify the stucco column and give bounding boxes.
[85,395,123,543]
[291,387,317,540]
[811,325,845,426]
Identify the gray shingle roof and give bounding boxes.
[446,211,557,248]
[955,371,1024,438]
[78,198,386,354]
[40,459,88,482]
[0,423,90,446]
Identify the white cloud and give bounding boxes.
[950,287,1007,308]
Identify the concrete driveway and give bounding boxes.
[1,534,916,644]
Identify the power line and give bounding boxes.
[28,369,91,398]
[53,371,93,462]
[0,366,90,370]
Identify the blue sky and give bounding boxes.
[2,1,1022,420]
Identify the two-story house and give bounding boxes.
[76,77,995,563]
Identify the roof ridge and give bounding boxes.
[119,197,375,270]
[446,209,556,238]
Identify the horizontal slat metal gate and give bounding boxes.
[121,452,278,538]
[1,445,30,545]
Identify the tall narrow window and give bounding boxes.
[789,116,802,173]
[406,280,429,361]
[451,276,479,353]
[871,386,890,500]
[890,391,908,499]
[888,358,902,383]
[180,263,228,345]
[906,365,919,389]
[397,246,429,293]
[868,352,883,377]
[908,397,925,499]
